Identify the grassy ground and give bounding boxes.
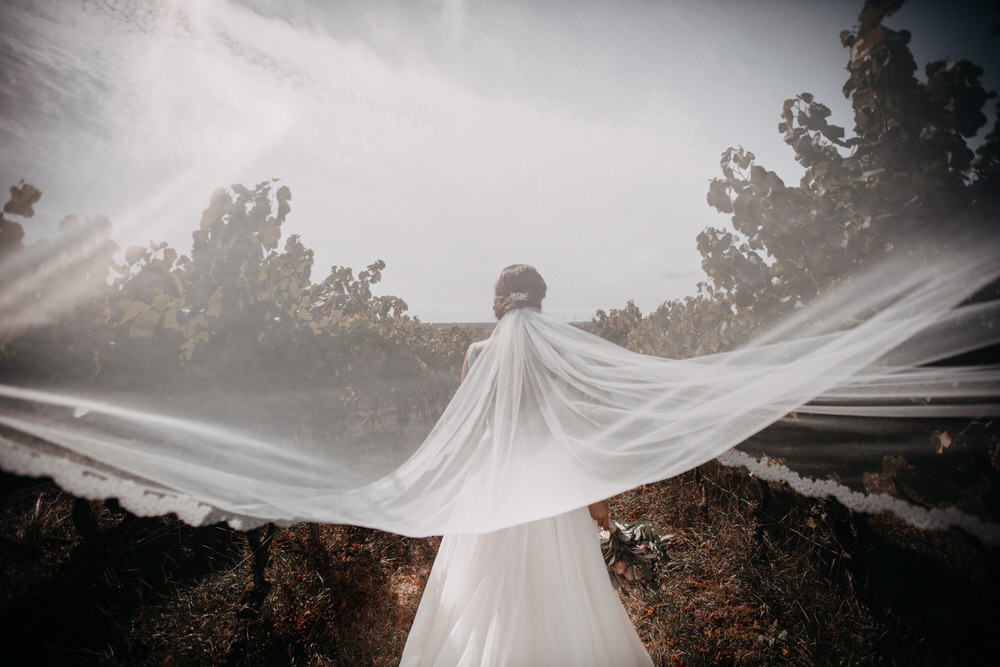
[2,463,997,665]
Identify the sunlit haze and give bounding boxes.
[1,0,996,321]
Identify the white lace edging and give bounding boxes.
[716,450,1000,546]
[0,437,270,531]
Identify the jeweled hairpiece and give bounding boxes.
[508,292,530,302]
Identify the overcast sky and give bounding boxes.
[1,0,997,322]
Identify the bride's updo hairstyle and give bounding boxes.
[494,264,546,320]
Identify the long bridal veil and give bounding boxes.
[1,0,998,553]
[1,234,998,541]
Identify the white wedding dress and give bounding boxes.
[399,343,653,667]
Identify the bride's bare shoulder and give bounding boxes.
[462,339,491,380]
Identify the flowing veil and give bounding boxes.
[2,238,998,541]
[4,3,1000,664]
[0,0,999,557]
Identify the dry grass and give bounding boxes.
[612,467,870,666]
[612,463,997,666]
[2,464,997,665]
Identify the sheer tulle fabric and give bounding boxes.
[0,245,998,537]
[399,507,653,667]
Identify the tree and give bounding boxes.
[602,0,998,356]
[591,300,643,348]
[0,180,472,447]
[702,0,997,317]
[0,181,39,261]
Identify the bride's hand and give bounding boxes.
[588,500,611,530]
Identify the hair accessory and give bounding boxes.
[508,292,530,302]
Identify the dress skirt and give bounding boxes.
[399,507,654,666]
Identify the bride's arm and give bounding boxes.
[588,500,610,530]
[461,341,487,382]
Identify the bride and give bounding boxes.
[396,250,1000,664]
[399,264,654,666]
